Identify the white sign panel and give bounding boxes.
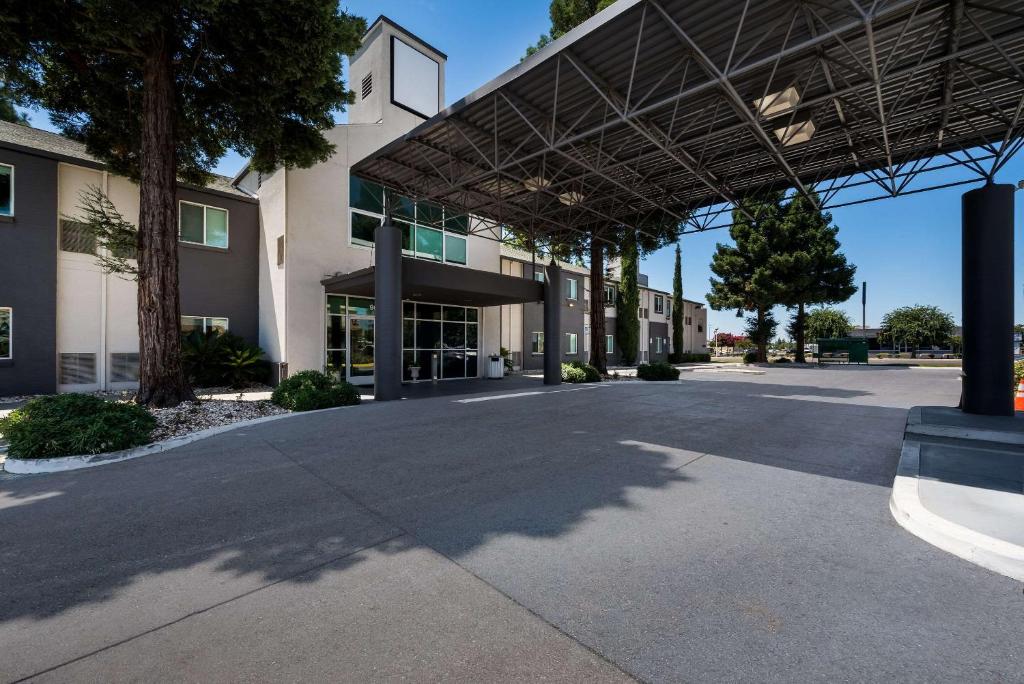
[392,37,439,118]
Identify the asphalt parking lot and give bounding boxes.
[2,365,1022,682]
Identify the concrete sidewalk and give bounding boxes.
[891,406,1024,581]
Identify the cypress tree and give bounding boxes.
[617,231,640,365]
[670,244,684,362]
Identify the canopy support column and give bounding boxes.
[544,262,562,385]
[962,183,1014,415]
[374,221,403,402]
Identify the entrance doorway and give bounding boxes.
[348,317,375,385]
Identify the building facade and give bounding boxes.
[0,16,706,398]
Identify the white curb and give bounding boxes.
[889,440,1024,583]
[3,404,360,475]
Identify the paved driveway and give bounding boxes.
[2,366,1022,682]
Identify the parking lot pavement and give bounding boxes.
[2,365,1022,682]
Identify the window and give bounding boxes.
[179,201,228,248]
[566,278,578,300]
[349,176,468,264]
[361,73,373,99]
[181,316,229,335]
[0,307,10,359]
[0,164,12,216]
[566,332,578,354]
[60,219,96,254]
[604,284,615,305]
[531,331,544,354]
[110,353,140,382]
[534,270,545,283]
[698,324,704,333]
[686,316,692,326]
[655,337,663,354]
[654,295,664,314]
[60,353,96,385]
[606,335,614,354]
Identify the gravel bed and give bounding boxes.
[149,399,287,441]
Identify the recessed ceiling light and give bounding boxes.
[523,176,551,192]
[773,117,816,146]
[754,86,800,118]
[558,191,585,206]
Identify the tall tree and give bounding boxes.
[777,193,857,362]
[1,1,365,406]
[670,244,684,362]
[800,307,853,341]
[525,0,616,58]
[0,87,29,124]
[617,231,640,365]
[879,305,955,354]
[708,194,787,362]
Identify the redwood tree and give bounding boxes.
[1,1,364,406]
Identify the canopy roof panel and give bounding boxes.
[352,0,1024,239]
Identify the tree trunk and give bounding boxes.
[589,241,607,374]
[756,307,768,363]
[136,44,194,407]
[794,302,806,363]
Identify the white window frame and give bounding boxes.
[566,332,578,355]
[179,200,229,249]
[566,278,578,300]
[533,270,545,283]
[182,315,230,335]
[0,163,13,217]
[655,337,663,354]
[606,335,614,354]
[654,295,664,314]
[531,331,544,355]
[0,307,11,360]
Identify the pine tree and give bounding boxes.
[1,2,365,406]
[617,231,640,365]
[777,193,857,362]
[670,244,684,362]
[708,194,787,363]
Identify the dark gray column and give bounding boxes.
[962,183,1014,415]
[374,221,403,401]
[543,261,562,385]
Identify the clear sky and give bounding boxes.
[19,0,1024,335]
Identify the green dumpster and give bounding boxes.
[815,337,868,365]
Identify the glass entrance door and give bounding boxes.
[348,317,375,385]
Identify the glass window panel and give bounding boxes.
[417,201,443,227]
[534,271,545,283]
[327,295,347,316]
[466,351,478,378]
[0,308,10,359]
[394,218,413,251]
[442,350,466,379]
[466,323,478,350]
[0,166,12,216]
[466,308,478,323]
[532,332,544,354]
[327,350,346,371]
[393,195,416,222]
[418,349,438,379]
[403,301,416,318]
[349,176,383,214]
[179,203,204,243]
[181,316,204,336]
[351,211,381,245]
[209,317,229,334]
[413,224,442,262]
[205,207,228,248]
[403,319,414,349]
[442,306,465,322]
[444,234,467,265]
[417,303,441,320]
[443,322,466,349]
[416,320,441,349]
[326,316,346,350]
[415,225,443,261]
[348,298,375,316]
[444,212,469,234]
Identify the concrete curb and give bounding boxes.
[889,438,1024,583]
[904,406,1024,446]
[3,404,360,475]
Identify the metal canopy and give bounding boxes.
[351,0,1024,239]
[321,258,545,307]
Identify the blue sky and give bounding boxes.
[20,0,1024,335]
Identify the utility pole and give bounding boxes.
[862,281,867,339]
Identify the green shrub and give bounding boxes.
[636,361,680,381]
[182,330,266,387]
[271,370,361,411]
[0,394,155,459]
[773,356,791,363]
[561,363,588,383]
[743,351,758,364]
[565,360,601,382]
[1014,360,1024,391]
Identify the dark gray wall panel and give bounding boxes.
[0,149,57,395]
[518,261,585,371]
[649,321,669,363]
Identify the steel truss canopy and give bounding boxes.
[352,0,1024,241]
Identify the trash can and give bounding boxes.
[488,355,505,379]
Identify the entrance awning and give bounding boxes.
[321,257,544,307]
